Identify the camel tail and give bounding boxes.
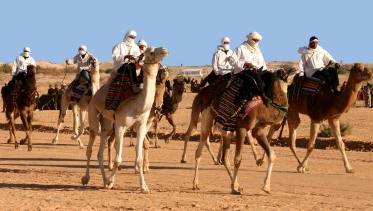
[190,93,203,130]
[277,117,287,146]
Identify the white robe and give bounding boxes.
[298,46,336,77]
[112,42,141,71]
[12,55,36,76]
[67,52,97,79]
[212,47,234,76]
[229,44,267,74]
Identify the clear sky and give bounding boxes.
[1,0,372,67]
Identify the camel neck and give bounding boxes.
[338,77,362,110]
[137,64,158,111]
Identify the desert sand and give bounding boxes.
[0,65,373,210]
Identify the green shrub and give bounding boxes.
[318,122,353,137]
[1,63,12,74]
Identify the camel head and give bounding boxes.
[156,64,169,84]
[27,65,36,76]
[350,63,373,83]
[144,46,169,65]
[172,78,185,103]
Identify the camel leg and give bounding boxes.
[143,135,150,174]
[153,113,160,148]
[133,120,150,193]
[7,111,18,147]
[204,135,219,165]
[74,109,87,149]
[287,111,302,164]
[192,109,213,190]
[71,105,80,141]
[52,94,69,145]
[129,127,135,147]
[164,113,176,144]
[107,132,115,170]
[298,120,320,173]
[221,135,232,180]
[98,119,113,187]
[246,130,263,166]
[19,110,31,150]
[216,135,223,164]
[229,128,246,195]
[253,127,276,194]
[181,111,199,163]
[328,118,354,173]
[81,106,100,186]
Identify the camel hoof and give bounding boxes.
[79,145,84,149]
[15,143,19,149]
[164,138,170,144]
[346,168,355,174]
[28,146,32,151]
[231,189,243,195]
[180,160,187,164]
[7,139,12,143]
[192,182,200,190]
[256,159,265,166]
[143,169,149,174]
[105,178,114,189]
[262,187,271,194]
[155,145,161,148]
[297,165,306,173]
[213,160,220,165]
[52,138,58,145]
[20,139,26,145]
[140,188,151,194]
[81,175,90,185]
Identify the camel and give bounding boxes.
[192,68,297,194]
[180,78,261,165]
[152,78,186,147]
[287,63,373,173]
[82,46,169,193]
[2,65,37,151]
[52,58,99,148]
[107,64,169,174]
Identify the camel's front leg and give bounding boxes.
[52,94,69,145]
[107,132,115,171]
[298,120,320,173]
[134,120,150,193]
[204,135,219,165]
[229,128,246,195]
[287,111,302,165]
[181,117,197,163]
[253,127,276,194]
[153,113,161,148]
[71,105,80,141]
[328,118,354,173]
[7,112,17,147]
[106,123,125,190]
[143,135,150,174]
[74,109,87,149]
[164,113,176,144]
[193,109,213,190]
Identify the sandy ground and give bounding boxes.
[0,70,373,210]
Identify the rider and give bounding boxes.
[200,37,234,87]
[11,47,36,99]
[136,39,148,89]
[228,31,271,107]
[66,45,97,87]
[298,36,340,94]
[102,30,142,120]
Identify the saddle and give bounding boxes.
[200,74,231,111]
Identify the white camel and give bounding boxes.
[81,46,169,194]
[52,59,99,148]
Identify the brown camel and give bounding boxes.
[2,65,37,151]
[192,68,297,194]
[152,78,186,146]
[287,63,373,173]
[180,78,262,165]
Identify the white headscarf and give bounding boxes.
[23,47,31,57]
[219,37,230,51]
[137,39,147,53]
[78,45,87,55]
[123,30,137,47]
[243,31,262,54]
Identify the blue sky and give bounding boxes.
[1,0,372,66]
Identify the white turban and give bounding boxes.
[221,37,230,44]
[246,31,262,41]
[23,47,31,52]
[79,45,87,51]
[123,30,137,46]
[137,39,147,47]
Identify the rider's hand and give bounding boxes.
[244,62,254,69]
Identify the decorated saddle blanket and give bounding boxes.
[105,74,133,110]
[200,76,230,111]
[69,80,88,103]
[238,96,263,120]
[301,76,323,95]
[215,74,244,132]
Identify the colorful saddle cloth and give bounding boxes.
[105,74,133,110]
[301,76,323,95]
[69,80,88,103]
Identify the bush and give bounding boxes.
[318,122,353,137]
[1,63,12,74]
